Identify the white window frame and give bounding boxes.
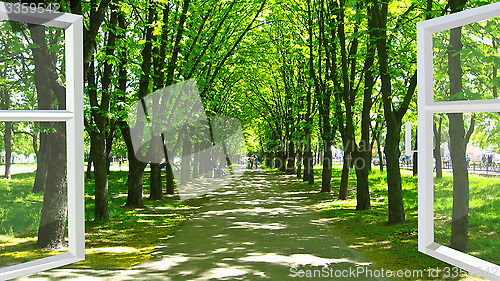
[0,3,84,280]
[418,3,500,280]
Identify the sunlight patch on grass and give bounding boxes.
[75,248,154,268]
[0,235,66,267]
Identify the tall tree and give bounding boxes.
[372,0,419,224]
[447,0,471,252]
[84,3,119,220]
[28,22,68,248]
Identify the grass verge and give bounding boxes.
[312,166,489,281]
[0,170,204,269]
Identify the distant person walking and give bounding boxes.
[254,155,259,168]
[250,156,254,169]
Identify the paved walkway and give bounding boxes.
[17,170,389,281]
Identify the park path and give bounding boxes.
[17,169,390,281]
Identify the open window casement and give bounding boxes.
[0,2,84,280]
[418,2,500,280]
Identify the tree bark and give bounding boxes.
[384,125,405,224]
[85,146,92,180]
[447,0,469,250]
[339,150,350,200]
[286,139,296,174]
[36,123,67,249]
[162,134,176,195]
[148,135,163,200]
[92,134,109,220]
[181,132,192,185]
[120,122,146,207]
[28,21,68,249]
[302,134,314,185]
[353,4,375,209]
[150,163,163,200]
[413,129,418,176]
[320,138,333,193]
[3,122,12,180]
[296,140,303,178]
[192,142,200,178]
[33,131,50,192]
[433,117,443,179]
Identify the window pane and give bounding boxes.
[0,121,68,268]
[433,17,500,102]
[0,19,66,110]
[433,112,500,265]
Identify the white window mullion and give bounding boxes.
[0,110,74,121]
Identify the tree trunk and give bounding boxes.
[275,141,286,172]
[447,4,469,250]
[127,156,146,207]
[434,117,443,179]
[448,113,469,252]
[150,163,163,200]
[320,138,333,193]
[28,21,69,248]
[162,134,176,195]
[149,134,163,200]
[221,141,232,168]
[377,136,384,172]
[385,125,405,224]
[296,141,303,179]
[266,152,273,167]
[413,129,418,176]
[165,159,175,194]
[354,151,371,210]
[354,149,371,210]
[120,123,146,207]
[286,139,296,174]
[85,147,92,180]
[181,135,192,185]
[303,134,314,184]
[105,124,115,175]
[92,134,109,220]
[33,131,50,192]
[192,142,200,178]
[36,124,67,249]
[1,67,12,180]
[3,121,12,179]
[339,151,350,200]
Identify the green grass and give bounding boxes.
[0,172,66,267]
[434,173,500,265]
[0,172,42,235]
[313,167,488,281]
[0,170,204,269]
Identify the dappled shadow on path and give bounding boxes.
[16,170,390,281]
